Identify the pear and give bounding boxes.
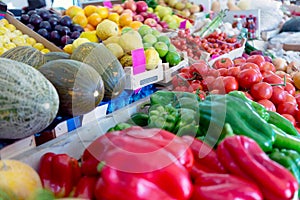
[175,2,186,11]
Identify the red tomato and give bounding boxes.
[213,58,234,69]
[284,82,296,96]
[285,93,297,105]
[193,90,206,101]
[259,62,276,73]
[190,80,203,91]
[217,68,228,76]
[243,91,254,100]
[237,68,262,89]
[202,76,216,91]
[263,72,284,85]
[180,67,192,76]
[206,69,220,78]
[190,62,209,77]
[212,76,225,93]
[281,114,296,126]
[295,110,300,123]
[277,102,298,116]
[270,86,287,105]
[240,63,260,72]
[295,93,300,107]
[174,85,192,92]
[257,99,276,112]
[233,57,246,66]
[172,72,191,87]
[246,55,265,67]
[223,76,239,93]
[227,66,241,78]
[250,82,273,100]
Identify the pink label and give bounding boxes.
[103,0,112,8]
[179,20,187,29]
[131,48,146,75]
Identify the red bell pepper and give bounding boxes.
[81,127,193,200]
[191,173,263,200]
[81,126,194,176]
[181,135,226,180]
[217,135,298,200]
[38,152,81,198]
[73,176,97,199]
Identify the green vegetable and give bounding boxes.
[107,122,132,132]
[199,94,275,152]
[268,110,299,137]
[130,112,149,127]
[174,108,199,137]
[228,91,270,121]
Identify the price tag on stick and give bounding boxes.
[103,0,112,8]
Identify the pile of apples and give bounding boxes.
[172,55,300,130]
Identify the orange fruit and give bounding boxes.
[72,14,88,27]
[95,6,109,19]
[129,21,143,30]
[66,6,84,18]
[84,23,95,31]
[84,5,97,17]
[108,13,120,24]
[119,13,133,27]
[87,13,102,27]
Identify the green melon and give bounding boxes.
[39,59,105,117]
[70,42,126,100]
[0,58,59,139]
[44,52,70,62]
[1,46,46,69]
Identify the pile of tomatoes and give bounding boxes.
[170,29,242,61]
[172,55,300,128]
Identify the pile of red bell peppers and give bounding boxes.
[38,126,298,200]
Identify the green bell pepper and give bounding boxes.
[107,122,132,132]
[173,108,199,137]
[228,91,270,121]
[147,104,179,132]
[130,112,149,127]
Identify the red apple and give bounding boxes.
[159,21,169,29]
[112,4,124,15]
[136,1,148,13]
[133,14,144,22]
[122,9,134,16]
[123,0,137,12]
[144,18,157,27]
[140,12,149,19]
[154,24,163,32]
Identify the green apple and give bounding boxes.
[152,29,161,38]
[154,41,168,57]
[147,7,154,13]
[143,42,152,50]
[143,34,157,45]
[157,35,171,46]
[138,25,152,37]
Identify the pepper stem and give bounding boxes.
[97,161,106,173]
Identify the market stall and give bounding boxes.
[1,0,300,199]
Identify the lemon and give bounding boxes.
[0,19,9,26]
[4,42,16,49]
[63,44,73,54]
[12,36,26,46]
[13,30,23,36]
[26,37,36,46]
[0,47,7,55]
[0,27,9,35]
[40,48,50,54]
[79,30,99,43]
[33,43,45,50]
[0,35,10,44]
[72,37,90,50]
[5,32,16,40]
[5,24,16,32]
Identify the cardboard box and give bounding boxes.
[159,52,189,84]
[124,62,164,90]
[5,13,63,52]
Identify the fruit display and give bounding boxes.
[20,8,84,49]
[157,0,203,21]
[0,58,59,139]
[171,29,243,61]
[0,18,50,55]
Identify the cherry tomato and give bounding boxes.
[250,82,273,100]
[213,58,234,69]
[193,90,206,101]
[237,68,262,89]
[240,63,260,72]
[270,86,287,105]
[233,57,246,66]
[227,66,241,78]
[284,82,296,96]
[246,55,265,67]
[263,72,284,85]
[281,114,296,126]
[277,102,298,116]
[190,80,203,91]
[223,76,239,93]
[257,99,276,112]
[259,62,276,73]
